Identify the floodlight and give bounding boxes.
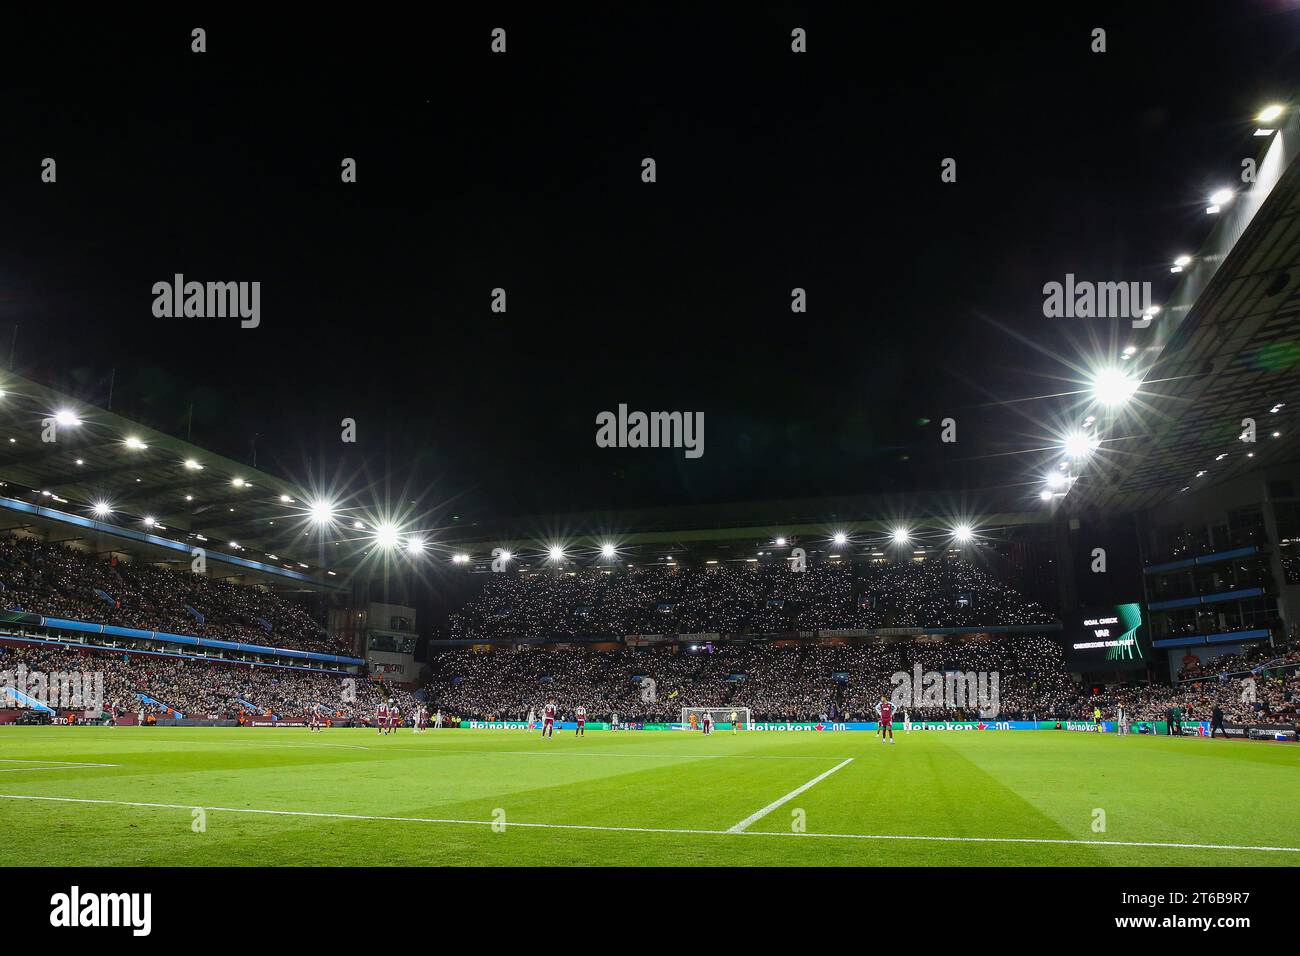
[1091,368,1138,406]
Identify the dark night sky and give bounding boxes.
[2,3,1298,527]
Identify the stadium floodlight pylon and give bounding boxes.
[681,706,750,731]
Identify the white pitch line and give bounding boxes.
[0,760,118,772]
[727,758,854,833]
[0,792,1296,854]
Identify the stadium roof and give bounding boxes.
[1068,104,1300,516]
[0,373,347,591]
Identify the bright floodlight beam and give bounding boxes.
[953,524,973,544]
[54,410,82,427]
[308,500,335,525]
[1063,431,1098,459]
[1091,368,1138,407]
[832,532,847,545]
[1258,104,1285,123]
[92,501,112,517]
[891,528,910,544]
[406,536,426,555]
[600,542,616,558]
[548,545,565,562]
[374,523,401,550]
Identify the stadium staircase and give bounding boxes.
[135,691,186,719]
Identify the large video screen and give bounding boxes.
[1065,603,1148,671]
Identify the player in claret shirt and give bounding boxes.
[878,695,896,745]
[541,701,557,739]
[575,705,587,736]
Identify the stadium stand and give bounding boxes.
[445,560,1058,641]
[0,534,344,655]
[0,642,416,724]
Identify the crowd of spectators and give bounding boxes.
[425,633,1078,722]
[0,534,342,655]
[446,560,1057,641]
[0,643,416,722]
[426,633,1299,727]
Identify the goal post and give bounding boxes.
[681,706,751,731]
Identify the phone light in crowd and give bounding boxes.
[124,436,148,450]
[832,532,847,545]
[1171,254,1192,273]
[953,525,973,544]
[308,500,336,525]
[53,410,82,427]
[1063,431,1099,459]
[600,542,616,558]
[183,458,203,471]
[91,501,112,517]
[1090,368,1138,407]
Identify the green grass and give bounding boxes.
[1,726,1297,866]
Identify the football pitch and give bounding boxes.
[2,727,1297,867]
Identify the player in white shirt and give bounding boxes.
[903,709,912,734]
[527,707,536,732]
[433,709,443,729]
[610,711,619,731]
[701,710,714,736]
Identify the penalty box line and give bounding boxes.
[0,793,1298,854]
[0,759,119,773]
[727,757,854,833]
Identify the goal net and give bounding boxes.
[681,706,751,731]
